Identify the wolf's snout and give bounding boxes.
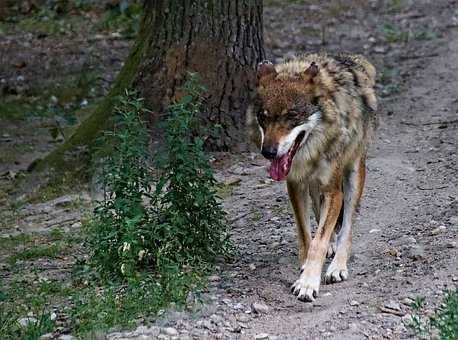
[261,145,278,160]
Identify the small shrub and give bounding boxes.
[154,74,230,267]
[408,287,458,339]
[86,91,152,279]
[87,78,229,281]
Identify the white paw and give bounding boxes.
[324,262,348,284]
[291,272,321,302]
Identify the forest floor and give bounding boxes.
[1,1,457,339]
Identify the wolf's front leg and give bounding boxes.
[291,185,343,302]
[287,180,311,267]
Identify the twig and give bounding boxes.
[421,119,458,126]
[379,306,405,316]
[399,53,439,61]
[229,211,251,223]
[400,119,458,127]
[417,185,448,191]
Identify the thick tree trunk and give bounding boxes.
[34,0,264,181]
[137,0,265,150]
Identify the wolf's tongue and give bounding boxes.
[269,153,291,181]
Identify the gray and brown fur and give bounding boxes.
[249,52,377,302]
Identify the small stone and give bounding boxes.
[39,333,54,340]
[369,228,380,233]
[18,317,37,327]
[163,327,178,336]
[249,263,257,271]
[58,335,75,340]
[254,333,269,339]
[449,216,458,225]
[208,275,221,282]
[278,256,289,264]
[252,302,269,314]
[373,46,387,54]
[237,314,250,323]
[446,241,456,248]
[405,236,417,244]
[50,312,57,321]
[408,245,425,260]
[431,225,446,235]
[401,297,414,306]
[388,248,400,257]
[349,300,360,306]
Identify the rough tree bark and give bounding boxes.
[35,0,265,178]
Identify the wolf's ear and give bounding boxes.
[304,62,319,82]
[257,61,277,81]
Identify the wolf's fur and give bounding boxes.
[249,53,377,302]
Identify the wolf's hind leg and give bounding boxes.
[287,180,311,267]
[325,156,366,284]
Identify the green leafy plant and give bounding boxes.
[86,91,152,279]
[87,77,229,281]
[408,288,458,339]
[153,74,230,267]
[98,1,142,38]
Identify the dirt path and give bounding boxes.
[109,28,458,340]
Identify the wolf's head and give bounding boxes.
[253,60,322,181]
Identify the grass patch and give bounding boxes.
[381,23,409,43]
[7,243,63,265]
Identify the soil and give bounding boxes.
[1,1,457,339]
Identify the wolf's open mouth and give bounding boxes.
[269,131,306,181]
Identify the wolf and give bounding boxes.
[247,53,377,302]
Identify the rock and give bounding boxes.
[210,314,223,325]
[237,314,250,322]
[431,225,446,235]
[408,245,425,260]
[249,263,256,271]
[278,256,289,264]
[18,317,37,327]
[369,228,380,233]
[349,300,360,306]
[208,275,221,282]
[449,215,458,225]
[384,300,401,311]
[446,241,456,248]
[254,333,269,339]
[40,334,54,340]
[401,297,414,306]
[373,46,387,54]
[252,302,269,314]
[58,335,75,340]
[163,327,178,336]
[404,236,417,244]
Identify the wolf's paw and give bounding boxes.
[324,262,348,284]
[326,242,336,258]
[291,273,321,302]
